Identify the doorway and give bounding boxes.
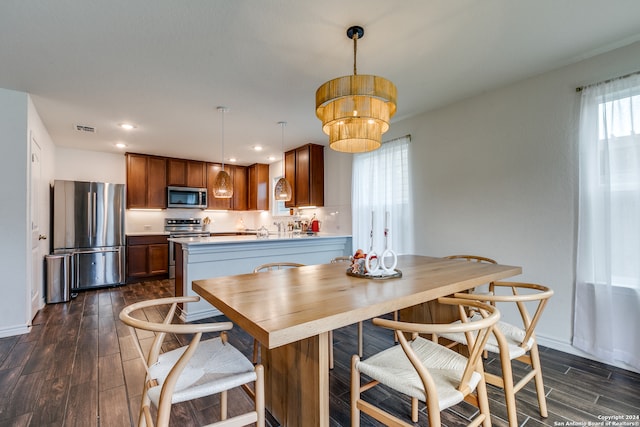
[30,134,45,320]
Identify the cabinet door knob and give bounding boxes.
[39,234,47,240]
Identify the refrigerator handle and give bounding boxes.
[87,192,92,237]
[92,191,97,238]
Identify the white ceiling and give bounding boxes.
[2,1,640,165]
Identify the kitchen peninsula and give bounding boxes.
[172,233,352,321]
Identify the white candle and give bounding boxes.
[385,211,391,249]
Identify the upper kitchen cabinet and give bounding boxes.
[248,163,269,211]
[285,143,324,208]
[167,158,206,188]
[206,164,248,211]
[232,165,248,211]
[126,153,167,209]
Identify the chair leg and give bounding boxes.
[255,364,265,427]
[350,355,361,427]
[475,375,492,427]
[156,389,173,427]
[357,321,363,357]
[411,397,419,423]
[500,354,519,427]
[221,390,228,420]
[138,381,151,427]
[530,343,548,418]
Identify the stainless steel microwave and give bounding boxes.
[167,186,207,209]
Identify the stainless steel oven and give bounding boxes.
[165,218,209,278]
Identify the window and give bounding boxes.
[271,176,291,217]
[574,73,640,371]
[582,85,640,286]
[351,135,413,255]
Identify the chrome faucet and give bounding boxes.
[274,221,283,233]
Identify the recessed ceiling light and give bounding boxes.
[253,145,263,151]
[115,142,127,149]
[267,155,276,161]
[228,157,237,163]
[119,123,136,130]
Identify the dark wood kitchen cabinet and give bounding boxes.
[126,153,167,209]
[248,163,269,210]
[206,164,248,210]
[284,149,296,206]
[285,143,324,208]
[126,235,169,282]
[231,165,248,210]
[167,158,206,188]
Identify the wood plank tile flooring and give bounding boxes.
[0,279,638,426]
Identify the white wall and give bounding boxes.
[55,147,126,184]
[0,89,30,337]
[380,41,640,363]
[319,148,352,235]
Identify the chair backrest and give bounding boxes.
[445,254,497,264]
[330,256,352,263]
[446,254,498,302]
[372,297,500,399]
[454,281,553,348]
[119,296,234,372]
[253,262,305,273]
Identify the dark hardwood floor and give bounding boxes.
[0,279,638,426]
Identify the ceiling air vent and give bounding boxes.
[74,124,96,133]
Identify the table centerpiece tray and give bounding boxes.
[346,269,402,280]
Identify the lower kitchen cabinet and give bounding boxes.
[126,235,169,282]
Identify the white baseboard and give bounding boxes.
[0,324,31,339]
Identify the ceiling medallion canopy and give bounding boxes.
[274,121,292,202]
[316,25,397,153]
[213,106,233,198]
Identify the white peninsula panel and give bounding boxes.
[173,234,352,321]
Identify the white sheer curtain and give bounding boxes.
[575,73,640,371]
[352,135,414,256]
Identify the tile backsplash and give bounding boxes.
[125,204,351,235]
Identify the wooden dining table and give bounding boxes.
[192,254,522,427]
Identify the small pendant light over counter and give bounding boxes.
[213,106,233,198]
[274,121,292,202]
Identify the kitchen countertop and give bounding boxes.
[126,231,170,236]
[169,233,351,245]
[125,230,261,237]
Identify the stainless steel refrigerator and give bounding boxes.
[52,180,125,290]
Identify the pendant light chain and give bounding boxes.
[353,32,358,76]
[274,121,292,202]
[220,107,226,171]
[280,121,286,175]
[213,106,233,198]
